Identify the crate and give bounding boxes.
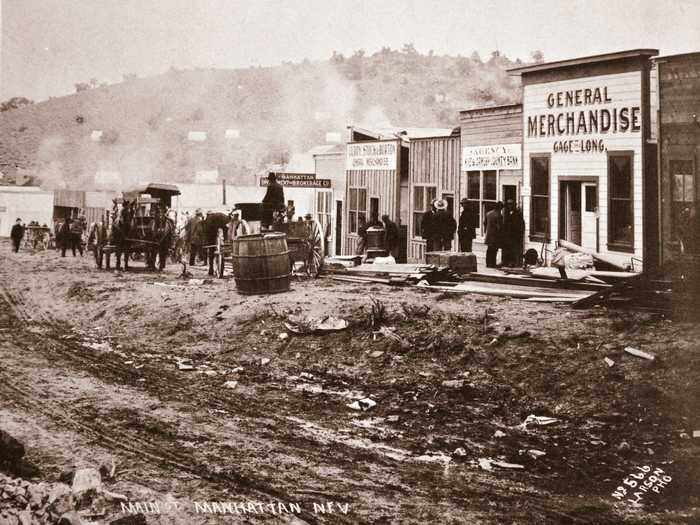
[426,251,477,274]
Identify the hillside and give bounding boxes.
[0,48,526,190]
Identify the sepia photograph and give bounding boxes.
[0,1,698,523]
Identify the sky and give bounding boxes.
[2,0,699,101]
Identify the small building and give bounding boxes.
[654,52,700,266]
[407,129,461,262]
[509,49,659,269]
[344,127,450,258]
[0,186,54,236]
[459,104,523,261]
[313,144,345,256]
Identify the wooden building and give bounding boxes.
[407,129,461,262]
[460,104,523,259]
[313,144,345,257]
[509,49,659,270]
[654,52,700,266]
[344,127,452,258]
[344,128,407,256]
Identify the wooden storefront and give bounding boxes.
[460,105,523,247]
[407,131,461,262]
[655,52,700,266]
[510,49,659,270]
[344,134,408,256]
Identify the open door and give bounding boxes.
[582,183,598,252]
[560,182,582,246]
[335,200,342,256]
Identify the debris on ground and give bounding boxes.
[493,430,506,439]
[176,359,194,371]
[518,415,559,429]
[223,380,238,389]
[453,447,467,457]
[624,346,656,361]
[604,357,615,367]
[347,398,377,411]
[284,315,349,334]
[260,358,271,366]
[478,458,525,471]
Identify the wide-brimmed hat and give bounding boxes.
[434,199,448,211]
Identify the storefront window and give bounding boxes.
[413,185,436,237]
[466,171,499,234]
[316,190,332,239]
[530,156,550,240]
[348,187,367,234]
[608,153,634,251]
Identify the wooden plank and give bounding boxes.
[463,272,609,292]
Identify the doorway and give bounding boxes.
[369,197,379,222]
[559,181,597,251]
[502,184,517,205]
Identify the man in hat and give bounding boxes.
[10,218,24,253]
[262,172,285,229]
[484,202,504,268]
[433,199,457,251]
[458,198,477,252]
[501,199,525,267]
[228,209,249,240]
[421,199,438,256]
[187,208,206,265]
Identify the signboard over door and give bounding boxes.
[346,141,397,171]
[461,144,522,171]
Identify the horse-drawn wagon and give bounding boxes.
[97,183,180,271]
[23,224,51,250]
[211,203,324,279]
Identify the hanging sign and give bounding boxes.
[259,176,331,188]
[346,141,397,171]
[461,144,521,171]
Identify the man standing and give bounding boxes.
[381,214,400,259]
[262,172,285,230]
[421,199,438,256]
[484,202,504,268]
[10,218,24,253]
[69,214,85,256]
[458,199,477,252]
[187,209,205,266]
[502,199,525,267]
[433,199,456,251]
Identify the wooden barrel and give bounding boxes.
[231,233,291,294]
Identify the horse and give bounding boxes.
[111,199,134,271]
[150,207,176,271]
[87,212,112,269]
[202,212,231,276]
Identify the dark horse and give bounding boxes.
[150,207,176,271]
[203,212,230,276]
[111,200,135,271]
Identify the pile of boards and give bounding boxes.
[321,258,637,303]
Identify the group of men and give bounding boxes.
[421,199,457,253]
[58,214,87,257]
[483,200,525,268]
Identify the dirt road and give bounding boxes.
[1,241,698,524]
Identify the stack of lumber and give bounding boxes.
[417,280,592,302]
[323,263,459,286]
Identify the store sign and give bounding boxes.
[461,144,521,170]
[259,174,331,188]
[526,84,641,154]
[346,141,397,171]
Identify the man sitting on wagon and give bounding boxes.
[262,172,285,230]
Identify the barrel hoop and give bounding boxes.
[231,250,291,258]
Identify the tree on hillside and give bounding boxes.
[1,97,34,112]
[530,50,545,63]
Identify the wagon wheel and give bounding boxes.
[305,221,324,278]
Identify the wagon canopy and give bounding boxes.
[121,183,181,208]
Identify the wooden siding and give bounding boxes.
[53,190,85,209]
[460,105,524,241]
[407,135,461,262]
[522,70,646,268]
[658,54,700,263]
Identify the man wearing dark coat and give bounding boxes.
[484,202,504,268]
[262,172,285,229]
[10,218,24,253]
[502,199,525,267]
[458,199,477,252]
[433,199,457,251]
[421,199,438,256]
[381,214,400,259]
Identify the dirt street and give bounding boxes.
[0,241,698,524]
